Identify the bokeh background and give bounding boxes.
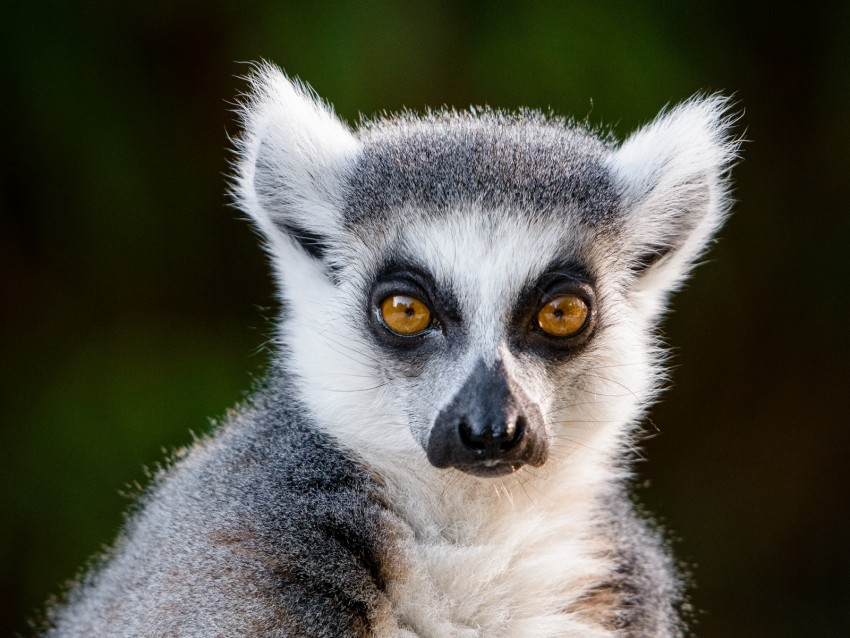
[2,1,848,636]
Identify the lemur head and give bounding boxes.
[234,64,737,480]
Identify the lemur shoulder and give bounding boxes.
[43,64,739,637]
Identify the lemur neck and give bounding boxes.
[368,437,624,544]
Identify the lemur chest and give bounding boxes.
[378,506,616,638]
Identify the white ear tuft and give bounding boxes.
[607,95,741,310]
[232,63,360,259]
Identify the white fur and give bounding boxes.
[233,62,361,250]
[607,95,740,319]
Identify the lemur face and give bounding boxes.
[234,65,736,478]
[346,210,606,477]
[270,196,672,479]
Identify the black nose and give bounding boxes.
[426,360,547,476]
[458,415,526,453]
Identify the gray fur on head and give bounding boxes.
[44,62,739,637]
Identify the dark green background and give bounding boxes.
[2,1,848,636]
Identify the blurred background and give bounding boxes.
[1,1,848,635]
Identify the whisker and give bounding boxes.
[569,385,633,399]
[313,328,383,366]
[577,372,642,402]
[318,382,387,393]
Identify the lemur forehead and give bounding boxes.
[342,111,620,227]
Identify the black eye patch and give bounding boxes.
[508,260,599,359]
[366,260,464,354]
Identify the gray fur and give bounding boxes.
[596,494,687,637]
[45,370,393,637]
[345,111,619,226]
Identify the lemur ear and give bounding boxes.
[232,63,360,260]
[607,95,739,312]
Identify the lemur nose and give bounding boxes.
[458,415,526,453]
[426,359,547,475]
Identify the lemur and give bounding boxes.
[43,63,738,637]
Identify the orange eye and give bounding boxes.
[380,295,432,335]
[536,295,589,337]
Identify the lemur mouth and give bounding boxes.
[454,461,527,478]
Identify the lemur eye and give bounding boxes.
[380,295,432,336]
[536,295,589,337]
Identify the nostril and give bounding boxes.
[458,416,527,453]
[500,415,526,451]
[459,418,487,450]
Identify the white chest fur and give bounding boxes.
[373,458,620,638]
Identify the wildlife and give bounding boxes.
[43,63,738,637]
